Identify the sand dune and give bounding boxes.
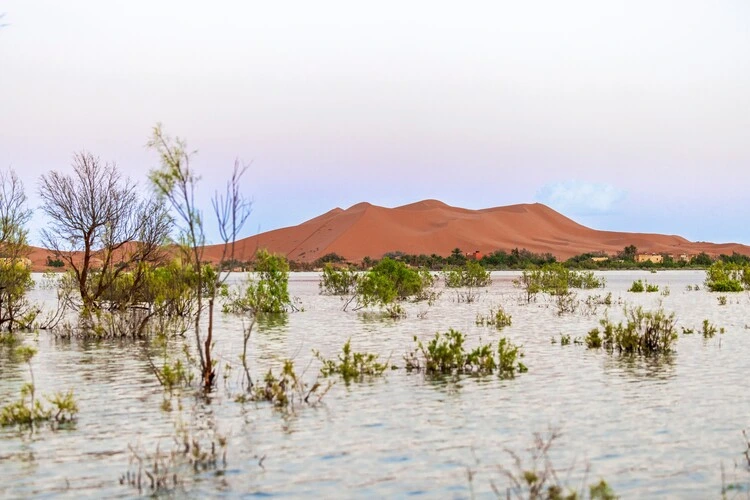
[26,200,749,270]
[200,200,750,263]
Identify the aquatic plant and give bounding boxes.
[702,319,724,338]
[443,261,492,288]
[252,359,331,409]
[627,280,659,293]
[351,257,438,314]
[705,261,748,292]
[627,280,644,292]
[515,264,604,303]
[0,345,78,427]
[315,339,389,383]
[149,124,252,390]
[319,264,359,310]
[489,428,617,500]
[586,307,677,354]
[475,306,512,329]
[120,419,228,495]
[404,329,526,378]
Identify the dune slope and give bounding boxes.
[200,200,750,263]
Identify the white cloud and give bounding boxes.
[535,181,626,215]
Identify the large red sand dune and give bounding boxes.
[198,199,750,264]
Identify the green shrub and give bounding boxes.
[404,329,526,378]
[628,280,645,292]
[46,256,64,267]
[475,306,512,329]
[587,307,677,354]
[701,319,724,338]
[315,339,388,383]
[223,249,293,314]
[353,258,437,313]
[705,261,747,292]
[515,264,604,302]
[1,345,78,426]
[252,360,329,409]
[319,264,358,296]
[443,261,492,288]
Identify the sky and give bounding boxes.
[1,1,749,246]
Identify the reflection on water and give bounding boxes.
[0,270,749,497]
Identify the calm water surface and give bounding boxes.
[1,270,749,498]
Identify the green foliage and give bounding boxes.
[46,255,64,267]
[587,307,677,354]
[628,280,644,292]
[618,244,638,262]
[443,261,492,288]
[252,360,329,409]
[475,306,512,329]
[0,258,37,331]
[315,339,388,383]
[585,328,602,348]
[224,249,292,314]
[319,264,358,296]
[1,345,78,426]
[354,257,436,311]
[701,319,723,338]
[627,279,658,293]
[692,252,713,266]
[705,261,747,292]
[404,329,526,378]
[717,295,727,306]
[515,263,604,302]
[481,247,557,269]
[497,337,528,379]
[0,383,51,426]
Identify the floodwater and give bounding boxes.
[1,271,749,498]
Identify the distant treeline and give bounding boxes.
[219,246,750,272]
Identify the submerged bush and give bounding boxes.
[701,319,724,338]
[318,264,359,309]
[475,306,512,329]
[224,249,293,314]
[351,257,438,314]
[515,264,604,302]
[252,360,330,409]
[627,280,659,293]
[0,345,78,427]
[704,261,748,292]
[315,339,389,383]
[404,329,526,378]
[586,307,677,355]
[490,429,617,500]
[443,261,492,288]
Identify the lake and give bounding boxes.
[1,270,749,498]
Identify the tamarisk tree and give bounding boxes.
[148,124,251,390]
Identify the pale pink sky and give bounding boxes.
[1,1,748,245]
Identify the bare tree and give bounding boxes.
[148,124,251,390]
[39,152,171,311]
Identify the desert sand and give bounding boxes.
[197,200,750,264]
[27,200,750,270]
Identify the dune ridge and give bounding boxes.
[198,200,750,264]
